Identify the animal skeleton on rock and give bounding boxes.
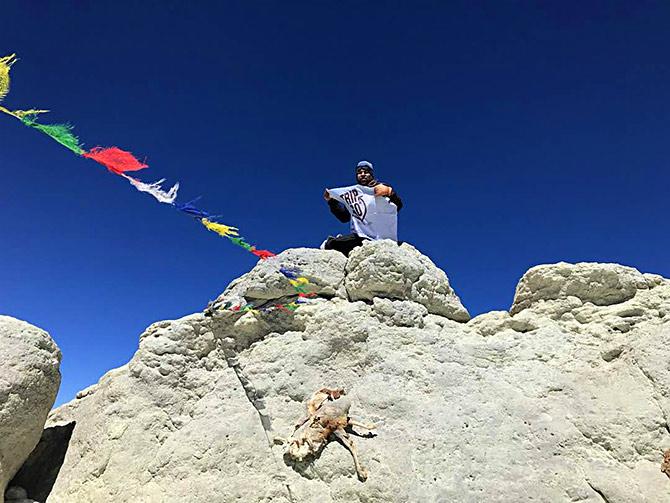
[278,387,376,481]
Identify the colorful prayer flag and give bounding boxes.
[83,146,148,175]
[201,218,239,238]
[174,198,219,220]
[121,174,179,204]
[228,237,254,251]
[0,54,17,102]
[251,249,275,260]
[21,117,84,155]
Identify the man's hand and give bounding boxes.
[374,184,393,197]
[323,189,331,201]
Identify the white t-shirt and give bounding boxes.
[327,184,398,241]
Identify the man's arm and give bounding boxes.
[388,190,403,211]
[324,190,351,222]
[374,183,404,211]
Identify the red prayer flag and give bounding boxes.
[251,249,276,260]
[83,146,148,175]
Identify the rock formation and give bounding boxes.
[19,241,670,502]
[0,317,61,503]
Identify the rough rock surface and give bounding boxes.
[0,317,61,503]
[346,241,470,321]
[42,246,670,502]
[510,262,658,315]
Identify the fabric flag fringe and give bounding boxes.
[122,174,180,204]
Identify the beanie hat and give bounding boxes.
[356,160,374,173]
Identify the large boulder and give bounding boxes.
[0,317,61,503]
[221,248,348,302]
[41,251,670,502]
[345,240,470,321]
[510,262,658,315]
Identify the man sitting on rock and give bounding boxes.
[322,160,403,256]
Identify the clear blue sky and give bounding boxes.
[2,1,669,406]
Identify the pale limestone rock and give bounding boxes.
[372,298,428,328]
[0,317,61,503]
[345,240,470,321]
[39,251,670,502]
[510,262,655,315]
[216,248,347,304]
[47,314,289,502]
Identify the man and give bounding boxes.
[322,160,403,256]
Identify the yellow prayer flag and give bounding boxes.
[0,54,17,102]
[289,277,309,287]
[201,218,239,238]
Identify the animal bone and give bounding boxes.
[285,387,375,481]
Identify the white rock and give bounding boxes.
[38,251,670,502]
[0,317,61,503]
[511,262,655,315]
[345,241,470,321]
[216,247,347,305]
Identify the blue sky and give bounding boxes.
[1,1,669,406]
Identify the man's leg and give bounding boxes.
[323,234,366,256]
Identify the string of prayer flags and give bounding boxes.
[1,53,325,317]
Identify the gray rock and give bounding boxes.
[345,241,470,321]
[38,250,670,502]
[510,262,655,315]
[3,484,38,503]
[0,317,61,503]
[4,487,27,500]
[215,247,348,305]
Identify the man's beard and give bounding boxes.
[357,176,377,187]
